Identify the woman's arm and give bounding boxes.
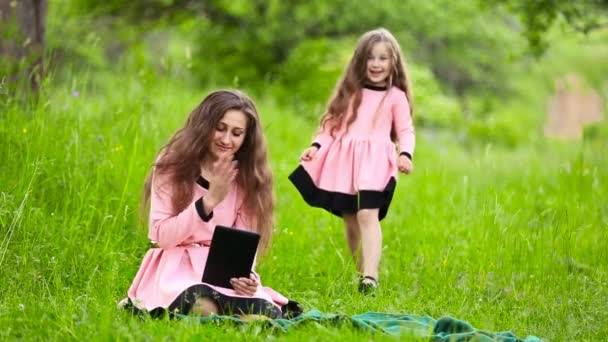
[148,172,214,248]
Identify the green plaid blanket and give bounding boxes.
[178,309,542,341]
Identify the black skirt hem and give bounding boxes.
[288,165,396,221]
[124,284,282,319]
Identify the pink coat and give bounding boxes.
[127,170,288,313]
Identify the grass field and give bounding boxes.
[1,72,607,341]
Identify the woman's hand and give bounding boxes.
[203,155,238,212]
[397,155,413,174]
[230,274,259,296]
[300,146,319,161]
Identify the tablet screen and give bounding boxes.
[202,225,260,288]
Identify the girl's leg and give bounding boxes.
[190,297,220,317]
[343,213,362,273]
[356,209,382,280]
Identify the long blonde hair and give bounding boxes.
[320,28,414,139]
[141,90,274,254]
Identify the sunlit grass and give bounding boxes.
[1,69,607,341]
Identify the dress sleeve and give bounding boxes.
[312,117,338,149]
[392,90,416,158]
[148,171,214,248]
[312,129,334,149]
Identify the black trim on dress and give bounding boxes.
[195,197,213,222]
[363,84,388,91]
[399,151,412,161]
[196,175,209,189]
[194,176,213,221]
[168,284,282,318]
[288,165,396,221]
[124,284,283,319]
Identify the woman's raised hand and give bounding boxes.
[203,155,238,210]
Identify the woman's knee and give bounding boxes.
[190,297,220,317]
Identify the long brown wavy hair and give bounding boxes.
[320,28,414,139]
[141,90,274,254]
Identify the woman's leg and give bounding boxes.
[343,213,362,273]
[239,314,271,322]
[190,297,220,317]
[356,209,382,280]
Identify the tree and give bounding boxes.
[68,0,607,102]
[0,0,47,93]
[488,0,608,55]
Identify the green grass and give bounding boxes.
[1,70,607,341]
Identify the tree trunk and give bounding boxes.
[0,0,47,93]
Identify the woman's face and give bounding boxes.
[210,109,248,159]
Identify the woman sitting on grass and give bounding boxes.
[120,89,300,319]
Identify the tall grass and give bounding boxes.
[1,66,607,341]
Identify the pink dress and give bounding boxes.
[289,85,415,220]
[126,170,290,318]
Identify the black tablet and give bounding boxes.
[202,225,260,288]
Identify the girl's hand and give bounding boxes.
[397,155,413,174]
[300,146,319,161]
[230,274,259,296]
[203,155,238,211]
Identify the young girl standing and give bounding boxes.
[289,28,415,294]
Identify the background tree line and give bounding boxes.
[2,0,607,145]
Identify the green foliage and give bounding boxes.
[408,66,463,129]
[63,0,532,101]
[488,0,608,55]
[466,112,529,148]
[390,2,526,99]
[40,0,607,151]
[270,38,353,119]
[535,29,608,90]
[584,120,608,143]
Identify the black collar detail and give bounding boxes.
[196,175,209,189]
[363,84,388,91]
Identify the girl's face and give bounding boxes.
[366,42,392,87]
[210,109,248,159]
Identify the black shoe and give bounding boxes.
[358,276,378,295]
